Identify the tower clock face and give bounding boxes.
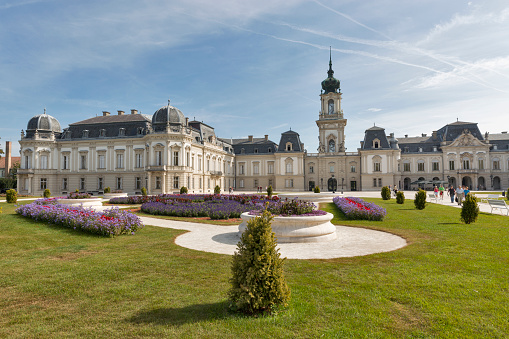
[328,101,334,114]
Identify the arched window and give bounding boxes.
[328,139,335,153]
[328,99,334,114]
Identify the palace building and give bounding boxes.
[17,56,509,195]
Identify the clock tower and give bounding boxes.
[316,50,346,153]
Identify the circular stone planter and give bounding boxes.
[103,193,128,199]
[277,193,341,203]
[239,212,337,243]
[57,197,104,208]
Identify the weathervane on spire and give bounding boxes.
[168,98,171,106]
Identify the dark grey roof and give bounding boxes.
[26,113,62,138]
[361,126,391,150]
[488,133,509,151]
[277,130,303,152]
[229,137,278,155]
[189,121,216,144]
[65,113,152,139]
[437,121,483,142]
[152,104,185,131]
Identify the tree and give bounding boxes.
[414,189,427,210]
[228,210,290,314]
[461,194,479,224]
[381,186,391,200]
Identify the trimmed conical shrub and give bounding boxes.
[414,189,427,210]
[228,210,290,314]
[43,189,51,198]
[396,191,405,204]
[461,194,479,224]
[381,186,391,200]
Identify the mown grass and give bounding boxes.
[1,199,508,338]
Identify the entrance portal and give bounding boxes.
[328,177,337,192]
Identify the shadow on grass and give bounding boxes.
[128,301,231,326]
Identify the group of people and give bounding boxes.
[445,185,470,205]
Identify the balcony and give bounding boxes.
[457,169,478,175]
[210,171,223,177]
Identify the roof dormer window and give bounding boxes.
[286,142,293,151]
[82,130,89,138]
[119,128,126,136]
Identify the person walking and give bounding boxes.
[456,186,464,205]
[434,186,439,198]
[439,185,445,200]
[464,186,470,196]
[448,185,456,203]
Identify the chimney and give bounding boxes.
[389,132,394,139]
[248,135,253,142]
[405,134,408,138]
[185,117,189,126]
[102,111,110,116]
[422,133,427,137]
[432,131,438,140]
[117,110,125,115]
[130,109,138,115]
[264,134,268,141]
[5,141,12,176]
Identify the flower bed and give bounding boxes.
[141,200,256,220]
[16,199,143,236]
[333,196,386,221]
[67,192,92,199]
[109,194,279,205]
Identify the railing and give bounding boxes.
[210,171,223,176]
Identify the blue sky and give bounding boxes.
[1,0,509,156]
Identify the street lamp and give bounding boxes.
[490,174,493,189]
[341,178,344,194]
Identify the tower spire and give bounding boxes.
[329,46,332,71]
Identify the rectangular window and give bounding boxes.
[156,151,162,166]
[40,178,47,190]
[62,155,68,170]
[62,178,68,191]
[463,160,470,170]
[116,154,124,169]
[186,152,190,167]
[329,166,334,173]
[98,155,105,169]
[173,176,179,189]
[373,178,377,187]
[239,179,244,188]
[98,177,104,190]
[198,157,202,171]
[208,178,211,189]
[135,177,141,190]
[268,179,273,186]
[286,163,293,174]
[135,153,143,168]
[253,163,259,174]
[25,155,30,169]
[268,162,274,174]
[285,179,294,188]
[374,162,381,172]
[403,163,410,172]
[351,165,356,173]
[478,159,484,170]
[254,179,258,187]
[309,166,314,173]
[239,164,245,175]
[207,159,210,171]
[418,162,425,171]
[432,162,439,171]
[155,177,161,189]
[80,177,85,190]
[116,177,122,190]
[199,178,202,189]
[40,155,48,169]
[192,156,195,169]
[449,160,455,171]
[80,155,87,170]
[378,178,382,187]
[493,160,500,170]
[173,151,179,166]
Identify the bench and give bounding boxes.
[487,199,509,216]
[428,193,438,203]
[481,194,500,203]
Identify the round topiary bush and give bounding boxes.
[267,185,273,198]
[414,189,427,210]
[6,189,17,203]
[43,188,51,198]
[461,194,479,224]
[180,186,188,194]
[214,185,221,195]
[104,187,111,194]
[396,191,405,204]
[381,186,391,200]
[141,187,147,196]
[314,186,320,193]
[229,210,290,315]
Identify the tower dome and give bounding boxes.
[152,100,185,131]
[26,110,62,134]
[321,49,340,94]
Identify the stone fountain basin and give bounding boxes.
[239,212,337,243]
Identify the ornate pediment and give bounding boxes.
[449,129,485,147]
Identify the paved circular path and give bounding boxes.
[139,216,407,259]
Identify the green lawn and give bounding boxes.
[1,199,508,338]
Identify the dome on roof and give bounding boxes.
[26,112,61,133]
[152,103,185,126]
[321,52,340,94]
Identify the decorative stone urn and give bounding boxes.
[239,212,337,243]
[57,197,104,208]
[277,193,341,203]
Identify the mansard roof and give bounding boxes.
[436,121,483,142]
[228,137,278,155]
[66,113,152,139]
[361,125,391,150]
[277,130,303,152]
